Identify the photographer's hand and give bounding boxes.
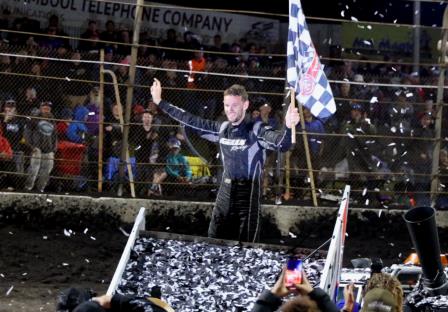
[295,270,313,295]
[271,268,292,298]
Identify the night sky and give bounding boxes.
[155,0,447,27]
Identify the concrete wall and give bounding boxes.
[1,192,447,235]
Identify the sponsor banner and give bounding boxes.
[2,0,280,46]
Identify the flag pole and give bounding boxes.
[296,91,318,207]
[290,88,297,144]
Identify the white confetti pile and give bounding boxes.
[117,237,323,312]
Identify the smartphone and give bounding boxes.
[285,257,303,287]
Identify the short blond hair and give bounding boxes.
[223,84,249,102]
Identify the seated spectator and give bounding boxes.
[361,273,403,312]
[251,268,342,312]
[100,20,118,52]
[79,20,100,52]
[149,138,191,196]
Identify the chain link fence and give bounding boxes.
[0,13,446,209]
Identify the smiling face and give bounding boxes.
[223,95,248,124]
[223,84,249,125]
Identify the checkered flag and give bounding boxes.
[287,0,336,121]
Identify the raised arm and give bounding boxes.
[150,78,221,138]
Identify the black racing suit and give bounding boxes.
[159,101,292,242]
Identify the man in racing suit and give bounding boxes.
[151,79,300,242]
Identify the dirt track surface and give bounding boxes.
[1,204,447,312]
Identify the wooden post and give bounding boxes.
[116,0,143,198]
[430,5,448,205]
[294,88,318,207]
[103,69,136,198]
[98,49,105,193]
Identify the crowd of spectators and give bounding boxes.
[0,11,446,208]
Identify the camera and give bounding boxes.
[285,257,303,288]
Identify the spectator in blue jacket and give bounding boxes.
[67,106,89,143]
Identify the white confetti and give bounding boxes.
[90,236,96,240]
[341,10,345,17]
[85,259,90,263]
[370,96,378,103]
[83,228,88,234]
[393,19,397,24]
[63,229,71,237]
[362,188,367,196]
[46,198,52,203]
[43,236,48,240]
[119,227,130,237]
[388,142,396,146]
[390,126,397,133]
[62,263,69,266]
[378,210,382,217]
[8,232,13,235]
[363,40,372,45]
[406,93,413,98]
[65,77,71,81]
[288,232,297,238]
[367,25,372,30]
[365,199,370,206]
[6,285,13,296]
[351,16,358,21]
[347,132,354,139]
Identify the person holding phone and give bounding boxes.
[251,263,352,312]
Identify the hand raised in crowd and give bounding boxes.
[150,78,163,105]
[342,283,355,312]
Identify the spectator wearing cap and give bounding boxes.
[149,137,191,196]
[361,273,403,312]
[2,99,26,189]
[24,101,57,192]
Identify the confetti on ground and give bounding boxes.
[117,237,323,312]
